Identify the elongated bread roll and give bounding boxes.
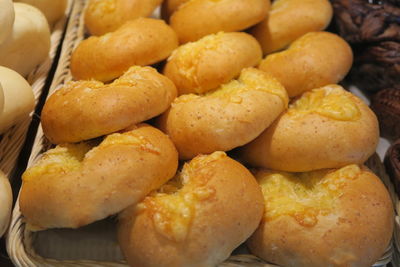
[0,0,14,45]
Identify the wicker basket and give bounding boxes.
[5,0,399,266]
[0,0,72,179]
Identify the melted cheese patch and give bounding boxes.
[140,152,224,241]
[22,143,92,182]
[257,165,361,227]
[288,85,361,121]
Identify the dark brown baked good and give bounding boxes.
[371,88,400,140]
[350,42,400,92]
[331,0,400,44]
[384,139,400,196]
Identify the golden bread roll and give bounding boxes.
[0,171,12,237]
[170,0,269,43]
[248,165,394,267]
[118,152,264,267]
[164,32,262,95]
[161,0,188,21]
[42,66,177,144]
[258,31,352,97]
[84,0,162,35]
[0,0,14,45]
[20,124,178,230]
[0,3,50,77]
[241,84,379,172]
[158,68,288,160]
[15,0,68,26]
[0,66,35,134]
[70,18,178,82]
[250,0,333,55]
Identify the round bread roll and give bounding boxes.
[158,68,288,160]
[0,0,14,45]
[70,18,178,82]
[170,0,269,43]
[0,66,35,134]
[0,3,50,77]
[118,151,264,267]
[164,32,262,95]
[0,171,12,237]
[20,124,178,230]
[0,83,5,116]
[240,84,379,172]
[248,165,394,267]
[42,66,177,144]
[161,0,187,21]
[250,0,333,55]
[15,0,67,26]
[84,0,162,36]
[258,31,353,97]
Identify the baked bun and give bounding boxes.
[170,0,269,43]
[0,171,12,237]
[248,165,394,267]
[42,66,177,144]
[258,31,352,97]
[241,84,379,172]
[164,32,262,95]
[118,151,264,267]
[161,0,187,21]
[84,0,162,35]
[0,3,50,77]
[0,0,14,45]
[15,0,67,26]
[20,124,178,230]
[70,18,178,82]
[158,68,288,160]
[250,0,333,55]
[0,66,34,134]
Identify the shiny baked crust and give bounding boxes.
[248,165,394,267]
[118,152,264,267]
[20,124,178,230]
[70,17,178,82]
[42,66,177,144]
[240,84,379,172]
[169,0,269,43]
[158,68,288,160]
[84,0,162,35]
[164,32,262,95]
[250,0,333,54]
[258,31,353,97]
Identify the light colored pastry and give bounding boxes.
[170,0,269,43]
[258,31,353,97]
[0,3,50,77]
[118,151,264,267]
[15,0,68,26]
[250,0,333,55]
[84,0,162,35]
[158,68,288,160]
[161,0,188,21]
[0,171,12,237]
[241,84,379,172]
[248,165,394,267]
[164,32,262,95]
[70,18,178,82]
[0,0,14,45]
[0,66,34,134]
[20,124,178,230]
[42,66,177,144]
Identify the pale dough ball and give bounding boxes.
[0,0,15,45]
[14,0,68,25]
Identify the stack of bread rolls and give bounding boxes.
[19,0,394,266]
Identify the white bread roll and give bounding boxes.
[0,0,15,45]
[0,171,12,237]
[14,0,67,26]
[0,83,5,116]
[0,3,50,77]
[0,66,35,133]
